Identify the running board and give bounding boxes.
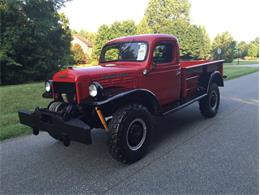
[162,94,207,116]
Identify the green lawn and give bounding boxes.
[0,83,49,140]
[224,59,259,66]
[224,66,258,80]
[0,66,259,141]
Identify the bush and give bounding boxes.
[71,44,85,64]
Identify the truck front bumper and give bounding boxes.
[18,109,92,145]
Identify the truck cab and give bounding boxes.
[19,34,224,164]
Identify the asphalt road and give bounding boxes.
[1,73,259,194]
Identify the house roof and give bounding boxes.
[73,35,93,47]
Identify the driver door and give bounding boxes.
[141,40,181,106]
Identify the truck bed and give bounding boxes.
[180,60,211,68]
[180,60,224,100]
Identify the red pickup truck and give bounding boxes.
[19,34,224,164]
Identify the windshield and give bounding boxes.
[100,42,148,63]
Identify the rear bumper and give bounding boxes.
[18,109,92,145]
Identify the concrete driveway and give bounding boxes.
[1,72,258,194]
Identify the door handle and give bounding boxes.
[176,69,181,76]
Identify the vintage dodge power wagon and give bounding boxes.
[19,34,224,164]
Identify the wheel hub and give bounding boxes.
[126,118,147,151]
[210,91,218,110]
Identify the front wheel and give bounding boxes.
[108,104,152,164]
[199,83,220,118]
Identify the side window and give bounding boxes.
[153,43,173,64]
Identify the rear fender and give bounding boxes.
[207,71,224,92]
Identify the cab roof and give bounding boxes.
[107,34,178,44]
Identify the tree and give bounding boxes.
[136,16,153,34]
[248,42,258,58]
[212,32,236,63]
[198,26,211,59]
[166,21,210,59]
[144,0,190,33]
[110,20,137,38]
[93,20,137,58]
[143,0,210,59]
[237,41,248,59]
[93,24,113,59]
[77,30,96,45]
[255,37,259,57]
[71,44,85,64]
[247,38,259,58]
[0,0,72,85]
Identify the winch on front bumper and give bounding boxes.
[18,108,92,146]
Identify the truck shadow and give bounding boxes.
[149,104,204,150]
[51,104,205,159]
[1,104,212,194]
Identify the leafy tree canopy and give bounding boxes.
[75,30,96,45]
[142,0,210,59]
[136,16,153,34]
[145,0,190,33]
[0,0,72,85]
[93,20,137,58]
[237,41,248,59]
[247,37,259,58]
[71,44,85,64]
[212,32,236,63]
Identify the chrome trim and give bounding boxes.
[185,75,199,81]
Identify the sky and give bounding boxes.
[60,0,259,43]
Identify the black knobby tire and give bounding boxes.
[199,83,220,118]
[108,104,152,164]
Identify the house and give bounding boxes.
[71,35,93,63]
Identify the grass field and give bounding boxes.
[224,66,258,80]
[0,66,258,141]
[0,83,49,140]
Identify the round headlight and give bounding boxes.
[45,81,52,92]
[89,84,98,97]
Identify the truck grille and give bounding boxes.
[53,82,76,102]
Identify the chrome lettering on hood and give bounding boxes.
[58,74,67,78]
[102,73,129,79]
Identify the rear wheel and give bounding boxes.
[108,104,152,164]
[199,83,220,118]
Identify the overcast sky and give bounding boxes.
[60,0,259,42]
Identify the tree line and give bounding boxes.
[1,0,72,85]
[1,0,259,85]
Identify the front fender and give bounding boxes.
[93,89,161,116]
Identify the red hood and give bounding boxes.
[53,64,141,82]
[52,64,143,103]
